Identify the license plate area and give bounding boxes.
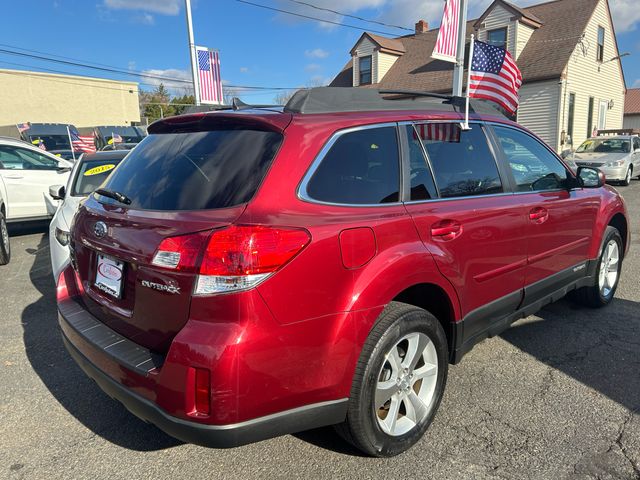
[95,254,124,299]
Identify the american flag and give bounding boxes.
[197,48,223,104]
[16,122,30,133]
[415,123,461,143]
[432,0,460,63]
[69,128,96,154]
[469,40,522,115]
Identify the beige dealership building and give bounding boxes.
[0,68,140,128]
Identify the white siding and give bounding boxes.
[515,23,534,60]
[517,80,561,149]
[377,51,400,82]
[476,4,517,56]
[560,0,625,149]
[623,114,640,129]
[352,37,376,86]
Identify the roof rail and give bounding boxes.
[284,87,505,118]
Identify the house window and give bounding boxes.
[487,28,507,49]
[567,93,576,145]
[587,97,595,137]
[597,26,605,62]
[359,56,372,85]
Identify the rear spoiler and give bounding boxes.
[148,111,292,135]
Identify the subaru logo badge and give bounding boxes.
[93,221,108,238]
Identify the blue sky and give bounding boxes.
[2,0,639,104]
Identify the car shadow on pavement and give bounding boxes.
[21,233,181,451]
[21,232,640,454]
[501,297,640,413]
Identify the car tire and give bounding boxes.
[334,301,448,457]
[570,226,623,308]
[621,166,632,186]
[0,212,10,265]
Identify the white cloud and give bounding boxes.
[610,0,640,33]
[239,67,249,73]
[103,0,180,15]
[305,63,322,72]
[127,60,136,70]
[134,13,155,25]
[142,68,192,93]
[305,48,330,59]
[634,79,640,88]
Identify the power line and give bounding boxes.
[234,0,399,36]
[0,45,297,91]
[280,0,413,32]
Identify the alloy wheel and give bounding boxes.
[598,239,619,298]
[375,332,438,436]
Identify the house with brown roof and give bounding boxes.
[330,0,626,152]
[624,88,640,129]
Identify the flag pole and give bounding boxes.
[185,0,201,106]
[463,34,475,131]
[67,125,76,161]
[451,0,469,97]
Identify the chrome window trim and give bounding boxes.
[297,122,405,208]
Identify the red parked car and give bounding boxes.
[57,88,629,457]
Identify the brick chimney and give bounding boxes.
[415,20,428,34]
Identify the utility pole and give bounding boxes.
[451,0,468,97]
[185,0,201,106]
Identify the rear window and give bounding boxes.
[96,129,283,211]
[72,159,123,196]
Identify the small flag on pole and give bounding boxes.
[432,0,460,63]
[69,128,96,154]
[468,40,522,115]
[16,122,30,133]
[197,47,223,105]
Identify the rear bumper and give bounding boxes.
[61,331,347,448]
[57,294,349,447]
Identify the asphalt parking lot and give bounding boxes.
[1,185,639,480]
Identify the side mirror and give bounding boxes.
[577,167,605,188]
[49,184,65,200]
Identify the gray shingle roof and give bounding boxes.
[331,0,600,92]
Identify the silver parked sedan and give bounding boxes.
[569,135,640,186]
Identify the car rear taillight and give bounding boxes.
[151,231,210,272]
[195,225,311,295]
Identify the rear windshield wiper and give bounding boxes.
[95,188,132,205]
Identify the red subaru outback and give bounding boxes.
[57,88,629,457]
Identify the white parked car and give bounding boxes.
[49,150,128,280]
[0,136,73,265]
[568,135,640,186]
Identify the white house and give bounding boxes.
[330,0,626,153]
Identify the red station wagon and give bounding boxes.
[56,88,629,456]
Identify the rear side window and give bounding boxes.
[305,126,400,205]
[493,126,568,192]
[417,123,503,199]
[97,129,283,211]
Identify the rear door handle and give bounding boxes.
[430,220,463,241]
[3,174,23,180]
[529,207,549,224]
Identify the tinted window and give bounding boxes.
[633,137,640,151]
[306,126,400,205]
[418,123,503,198]
[494,126,568,192]
[97,129,283,211]
[72,159,123,196]
[0,146,58,170]
[405,125,438,201]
